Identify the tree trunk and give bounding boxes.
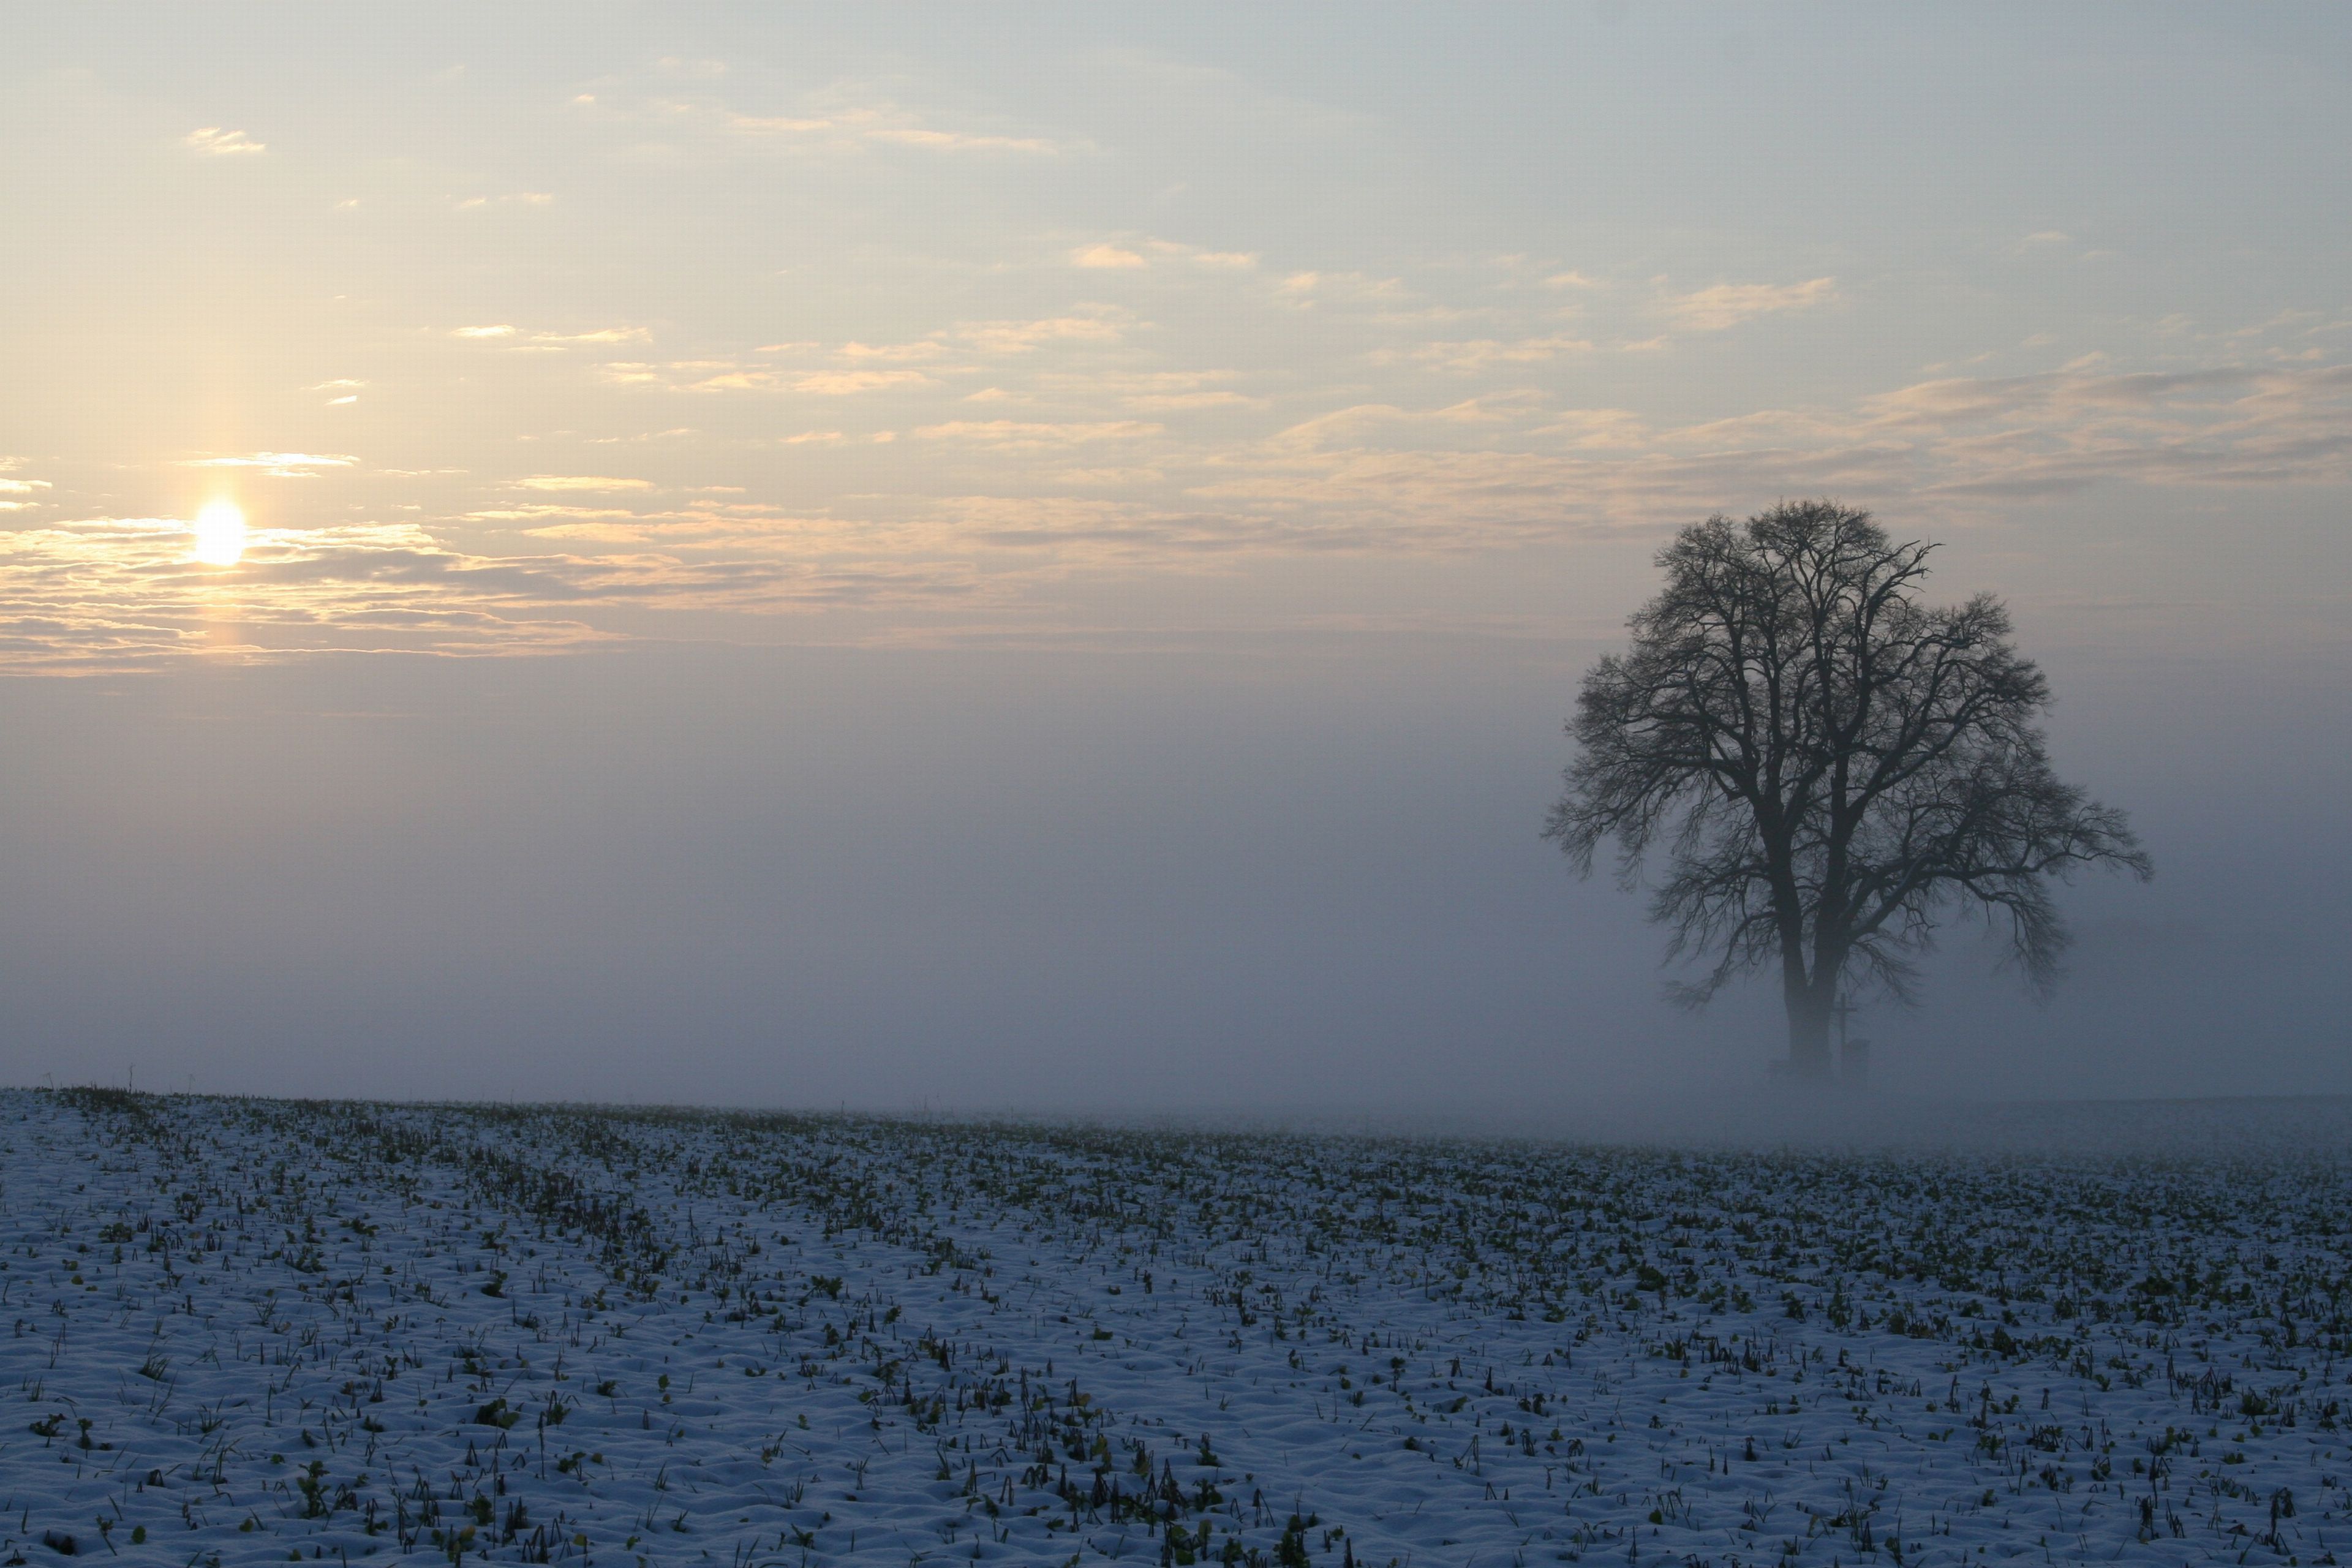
[1784,981,1836,1082]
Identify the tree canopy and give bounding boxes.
[1545,500,2151,1078]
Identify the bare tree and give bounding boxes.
[1545,501,2151,1079]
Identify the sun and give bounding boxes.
[191,500,247,567]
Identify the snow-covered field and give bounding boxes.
[5,1089,2350,1567]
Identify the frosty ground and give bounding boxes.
[4,1091,2349,1567]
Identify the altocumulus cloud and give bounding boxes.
[183,127,264,156]
[181,452,356,477]
[514,475,655,492]
[724,104,1060,156]
[914,420,1163,450]
[1663,277,1838,331]
[0,514,989,671]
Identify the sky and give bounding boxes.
[1,5,2346,1115]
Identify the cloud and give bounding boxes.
[1042,371,1264,413]
[1662,277,1837,331]
[594,353,942,395]
[1073,244,1148,270]
[1134,239,1261,270]
[582,361,781,393]
[182,453,356,477]
[865,127,1056,154]
[793,369,935,394]
[19,288,2340,663]
[726,105,1059,156]
[958,315,1125,354]
[1050,467,1164,487]
[0,511,993,671]
[1413,334,1594,372]
[1276,271,1408,310]
[1123,391,1265,412]
[587,314,1117,399]
[514,475,655,492]
[466,505,646,523]
[1531,409,1651,449]
[726,116,832,134]
[684,369,778,392]
[535,327,650,345]
[1177,357,2352,552]
[453,325,518,339]
[184,127,264,156]
[1257,396,1531,456]
[1858,367,2246,426]
[0,519,590,667]
[839,341,946,363]
[914,420,1162,449]
[1856,363,2352,495]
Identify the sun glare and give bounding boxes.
[191,500,247,566]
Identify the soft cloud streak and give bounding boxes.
[182,453,357,477]
[183,127,264,156]
[915,419,1163,449]
[515,475,654,492]
[1664,277,1837,331]
[726,104,1060,156]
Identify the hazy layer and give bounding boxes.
[1,641,2341,1115]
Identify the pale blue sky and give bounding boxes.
[1,7,2345,1107]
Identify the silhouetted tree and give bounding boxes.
[1545,501,2151,1079]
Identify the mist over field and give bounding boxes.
[1,635,2343,1119]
